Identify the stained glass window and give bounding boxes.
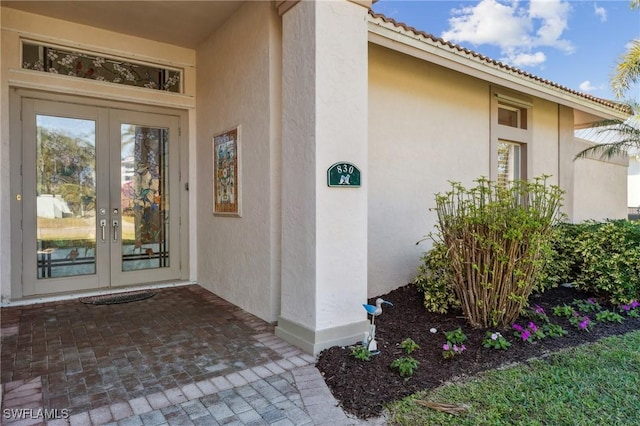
[22,42,181,93]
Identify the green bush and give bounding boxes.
[535,223,578,291]
[572,220,640,304]
[414,241,459,313]
[431,177,564,328]
[350,345,371,361]
[416,194,639,315]
[390,356,419,377]
[539,220,640,305]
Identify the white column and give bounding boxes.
[276,0,370,354]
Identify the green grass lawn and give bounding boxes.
[387,330,640,425]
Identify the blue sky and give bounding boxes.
[372,0,640,103]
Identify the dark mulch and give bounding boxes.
[316,284,640,419]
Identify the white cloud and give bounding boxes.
[579,80,600,92]
[528,0,573,52]
[441,0,574,68]
[504,50,547,67]
[594,4,607,22]
[442,0,532,50]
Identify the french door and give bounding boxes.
[21,98,182,296]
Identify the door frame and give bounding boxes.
[10,89,190,299]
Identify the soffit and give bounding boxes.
[1,1,244,49]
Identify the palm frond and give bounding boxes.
[611,40,640,99]
[575,118,640,160]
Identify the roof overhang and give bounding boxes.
[368,13,630,124]
[1,1,244,49]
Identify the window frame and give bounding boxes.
[491,89,533,183]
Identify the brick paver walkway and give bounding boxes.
[1,285,386,425]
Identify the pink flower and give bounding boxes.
[579,317,590,330]
[587,298,596,305]
[521,330,531,341]
[534,305,545,315]
[442,343,450,351]
[453,344,459,352]
[621,304,631,312]
[491,333,498,340]
[631,301,639,309]
[460,345,466,352]
[512,324,524,332]
[528,322,538,333]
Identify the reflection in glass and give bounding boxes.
[497,141,522,186]
[121,125,170,271]
[36,115,96,278]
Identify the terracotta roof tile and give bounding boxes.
[368,11,631,114]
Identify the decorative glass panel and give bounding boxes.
[22,42,181,93]
[121,125,170,271]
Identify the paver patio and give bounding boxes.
[0,285,383,425]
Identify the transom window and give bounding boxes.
[22,41,182,93]
[498,103,528,129]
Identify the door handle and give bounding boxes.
[112,219,119,241]
[99,219,107,242]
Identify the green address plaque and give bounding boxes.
[327,162,361,187]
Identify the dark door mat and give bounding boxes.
[80,290,156,305]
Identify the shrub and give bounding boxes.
[541,220,640,305]
[399,338,420,354]
[350,345,371,361]
[552,304,575,318]
[536,222,579,291]
[595,310,624,323]
[542,323,568,338]
[414,241,459,313]
[572,220,640,305]
[442,328,468,358]
[443,328,467,345]
[482,331,511,350]
[391,357,419,377]
[432,176,564,328]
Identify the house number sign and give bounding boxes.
[327,162,361,187]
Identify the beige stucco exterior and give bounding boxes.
[276,0,370,353]
[630,157,640,212]
[367,43,627,297]
[195,1,282,324]
[573,139,629,222]
[0,1,631,354]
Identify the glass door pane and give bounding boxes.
[120,124,170,271]
[35,115,97,278]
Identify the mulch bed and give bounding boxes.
[316,284,640,419]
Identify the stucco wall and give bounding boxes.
[277,0,369,352]
[629,157,640,211]
[573,139,628,222]
[196,2,281,322]
[367,44,604,299]
[530,99,561,184]
[368,45,490,298]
